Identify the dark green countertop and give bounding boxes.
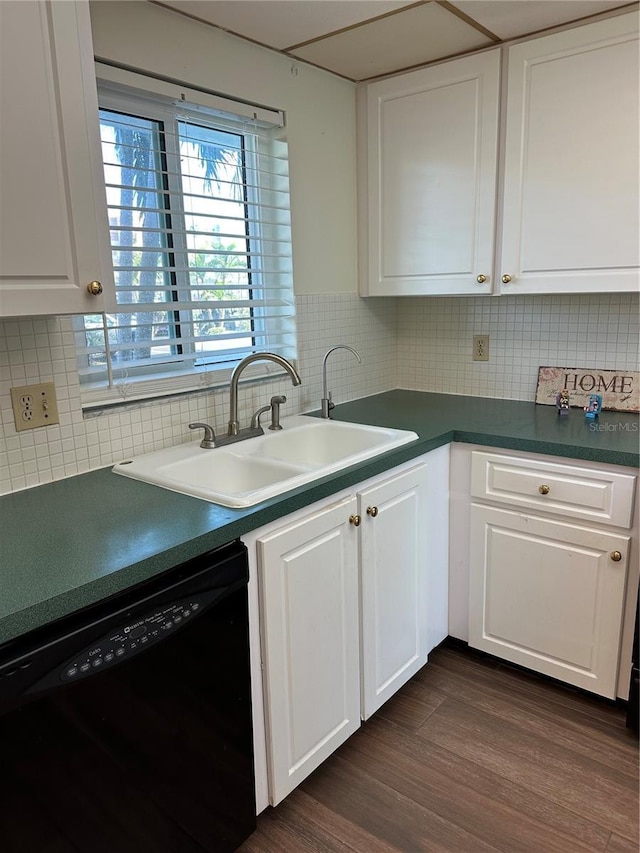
[1,391,638,645]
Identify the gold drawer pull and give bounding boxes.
[349,514,361,527]
[366,506,379,518]
[501,274,512,284]
[87,280,103,296]
[538,484,550,495]
[610,551,622,562]
[476,274,487,284]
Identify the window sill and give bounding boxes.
[81,363,295,416]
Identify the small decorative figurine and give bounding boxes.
[584,394,602,419]
[556,387,570,416]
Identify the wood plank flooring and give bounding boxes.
[239,642,639,853]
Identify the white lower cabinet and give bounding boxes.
[469,505,629,698]
[245,447,449,807]
[359,464,429,718]
[460,448,638,701]
[258,495,361,805]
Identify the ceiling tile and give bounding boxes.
[157,1,416,50]
[450,1,630,40]
[290,2,493,80]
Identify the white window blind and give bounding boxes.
[75,69,296,408]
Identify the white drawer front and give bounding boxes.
[471,452,636,527]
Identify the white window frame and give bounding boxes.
[75,64,296,409]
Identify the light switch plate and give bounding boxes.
[10,382,59,431]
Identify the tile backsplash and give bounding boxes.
[396,293,639,401]
[0,295,396,494]
[1,292,638,495]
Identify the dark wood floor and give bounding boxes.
[239,642,639,853]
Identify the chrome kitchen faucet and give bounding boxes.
[321,345,361,418]
[189,352,301,448]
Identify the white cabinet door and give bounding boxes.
[253,450,450,803]
[362,50,500,296]
[499,13,639,294]
[258,496,361,805]
[469,504,630,698]
[0,1,113,316]
[359,463,430,718]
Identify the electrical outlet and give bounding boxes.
[473,335,489,362]
[10,382,59,431]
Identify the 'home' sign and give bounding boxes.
[535,366,639,412]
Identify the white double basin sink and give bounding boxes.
[113,415,419,507]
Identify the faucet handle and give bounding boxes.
[249,406,270,431]
[188,422,216,449]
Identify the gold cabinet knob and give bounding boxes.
[476,274,487,284]
[610,551,622,562]
[349,514,361,527]
[366,506,379,518]
[87,280,103,296]
[538,484,550,495]
[501,274,512,284]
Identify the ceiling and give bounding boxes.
[151,0,636,81]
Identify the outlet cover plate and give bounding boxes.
[473,335,489,362]
[10,382,59,431]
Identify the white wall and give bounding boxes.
[89,0,358,297]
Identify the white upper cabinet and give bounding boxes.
[499,13,640,294]
[361,50,501,296]
[360,12,639,297]
[0,1,113,317]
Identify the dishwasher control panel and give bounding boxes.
[59,597,203,683]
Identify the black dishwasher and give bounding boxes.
[0,540,255,853]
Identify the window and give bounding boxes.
[75,69,296,408]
